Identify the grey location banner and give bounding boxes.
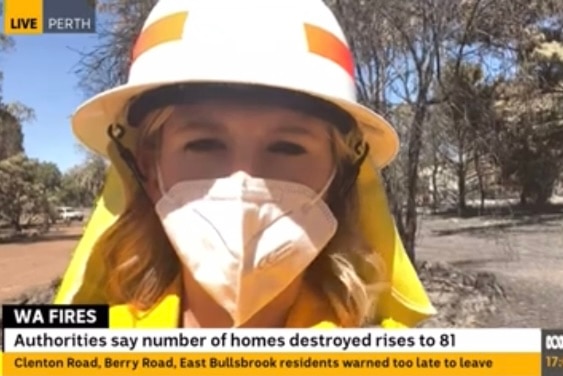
[43,0,96,34]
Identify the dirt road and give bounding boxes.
[0,226,81,301]
[417,212,563,327]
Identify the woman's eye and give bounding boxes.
[268,141,307,155]
[184,139,225,152]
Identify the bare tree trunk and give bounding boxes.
[404,104,427,263]
[520,185,529,206]
[381,168,407,238]
[457,162,467,216]
[474,150,486,214]
[431,156,439,213]
[456,131,467,216]
[11,218,22,233]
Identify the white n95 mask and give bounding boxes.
[154,170,338,327]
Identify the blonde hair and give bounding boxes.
[96,105,387,327]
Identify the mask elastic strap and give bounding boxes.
[305,168,338,208]
[155,165,170,200]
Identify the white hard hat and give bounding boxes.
[72,0,399,168]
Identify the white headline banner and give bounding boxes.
[3,328,541,353]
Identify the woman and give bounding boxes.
[55,0,436,328]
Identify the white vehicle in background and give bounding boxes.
[56,207,84,222]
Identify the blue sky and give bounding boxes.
[1,28,99,172]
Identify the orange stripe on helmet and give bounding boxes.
[131,12,189,63]
[304,23,354,78]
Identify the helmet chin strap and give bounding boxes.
[339,139,370,198]
[107,123,149,194]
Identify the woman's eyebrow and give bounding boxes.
[174,119,225,133]
[274,124,317,137]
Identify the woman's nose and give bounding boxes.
[228,149,263,177]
